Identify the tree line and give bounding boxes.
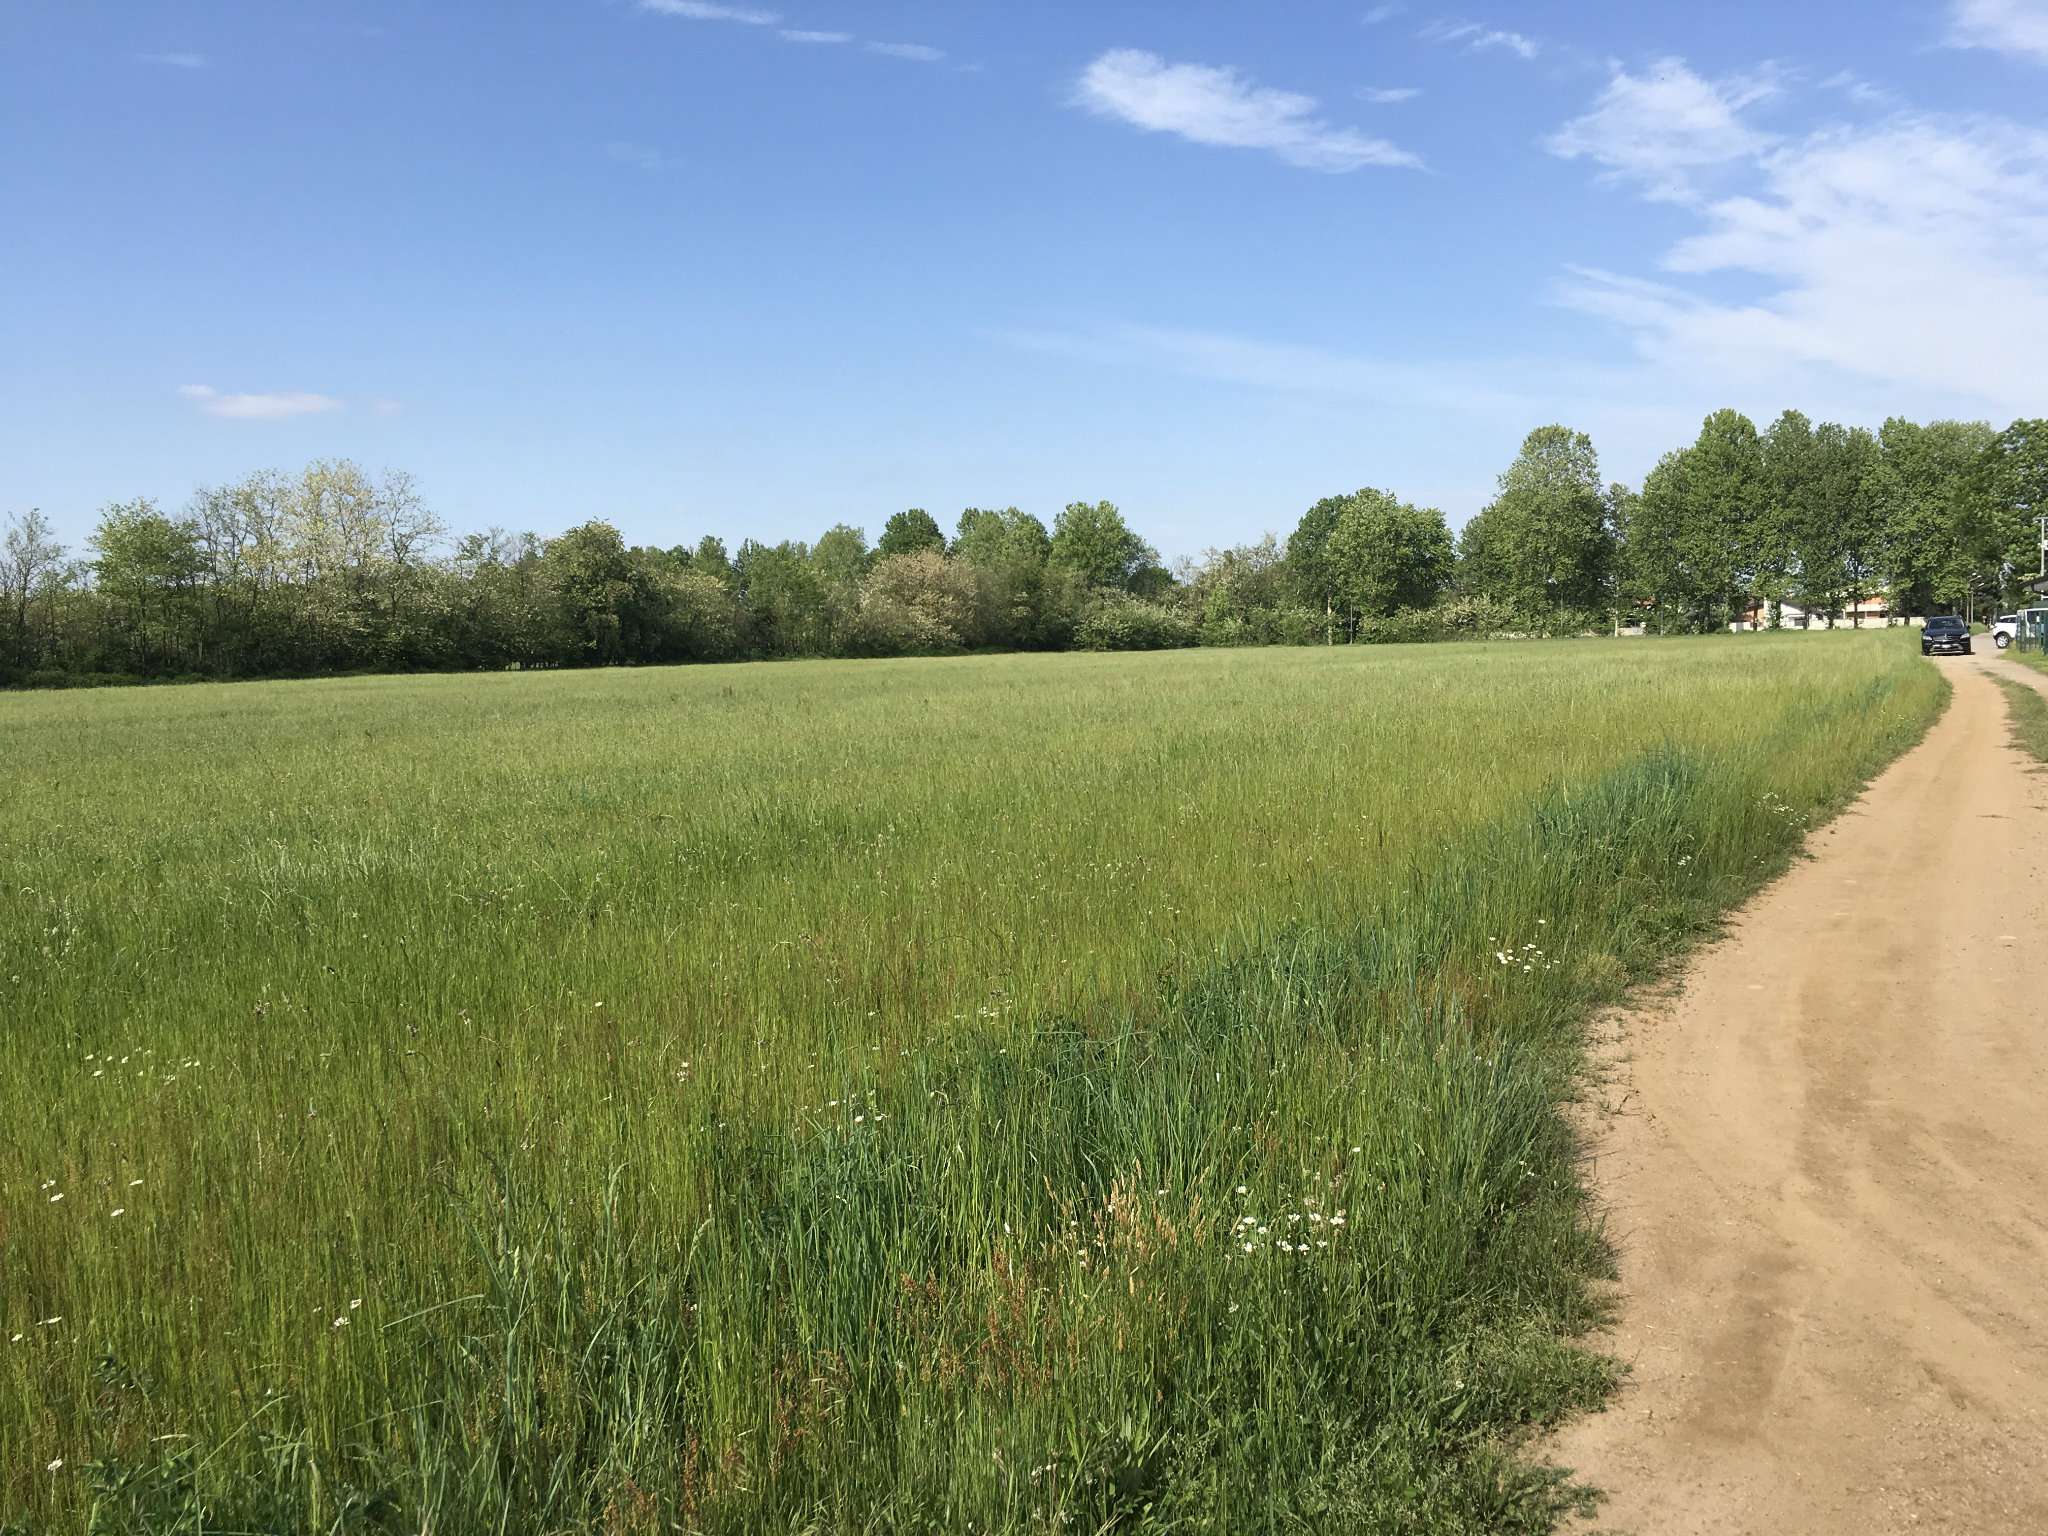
[5,408,2045,686]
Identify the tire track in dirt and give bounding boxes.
[1552,652,2048,1534]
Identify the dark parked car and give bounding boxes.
[1922,616,1973,656]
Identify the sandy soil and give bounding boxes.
[1551,652,2048,1534]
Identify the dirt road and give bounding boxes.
[1553,652,2048,1534]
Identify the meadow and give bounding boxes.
[2,635,1944,1533]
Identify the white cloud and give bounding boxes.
[1948,0,2048,61]
[638,1,778,25]
[1546,58,1780,202]
[178,385,344,421]
[781,29,851,43]
[865,41,944,62]
[1072,49,1423,172]
[1422,21,1538,60]
[1553,99,2048,417]
[1819,69,1898,108]
[1361,4,1403,23]
[1359,86,1421,103]
[605,140,670,172]
[138,51,207,69]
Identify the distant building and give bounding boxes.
[1733,592,1900,631]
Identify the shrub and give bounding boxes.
[1074,594,1200,651]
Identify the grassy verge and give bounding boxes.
[1,635,1945,1533]
[1993,671,2048,763]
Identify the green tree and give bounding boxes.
[1,509,66,673]
[542,520,647,663]
[1981,419,2048,602]
[1624,411,1766,631]
[1457,426,1614,619]
[1050,500,1156,592]
[856,549,979,653]
[876,509,946,560]
[1779,421,1880,624]
[1870,418,1998,617]
[92,499,206,670]
[952,507,1052,647]
[1320,489,1453,629]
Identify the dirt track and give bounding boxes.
[1553,652,2048,1534]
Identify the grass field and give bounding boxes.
[3,636,1944,1534]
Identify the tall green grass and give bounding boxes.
[2,636,1942,1532]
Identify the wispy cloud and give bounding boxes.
[1361,4,1404,23]
[781,28,851,44]
[605,140,671,172]
[1359,86,1422,103]
[638,1,778,25]
[865,41,945,62]
[1422,20,1538,60]
[1550,68,2048,417]
[1072,49,1422,172]
[1546,58,1780,202]
[137,51,208,69]
[178,385,344,421]
[1947,0,2048,61]
[1818,69,1899,108]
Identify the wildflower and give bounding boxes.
[349,1298,361,1309]
[1242,1241,1255,1253]
[46,1459,62,1473]
[1235,1185,1248,1195]
[48,1193,63,1203]
[9,1334,20,1343]
[333,1316,350,1329]
[1496,952,1511,964]
[129,1179,143,1188]
[110,1208,124,1218]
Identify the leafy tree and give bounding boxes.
[1285,495,1346,642]
[1050,501,1155,592]
[734,539,826,656]
[1,509,66,673]
[542,521,646,662]
[1624,411,1766,631]
[856,549,978,653]
[92,500,206,669]
[1457,426,1614,618]
[952,507,1052,647]
[1981,419,2048,602]
[1321,490,1453,628]
[1870,418,1998,617]
[1757,412,1882,624]
[876,509,946,560]
[692,536,738,589]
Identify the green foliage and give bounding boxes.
[855,549,981,653]
[1868,418,2000,616]
[1050,500,1158,592]
[952,508,1055,647]
[1623,411,1767,631]
[0,636,1944,1531]
[1322,489,1455,626]
[1072,592,1199,650]
[1457,427,1614,616]
[877,508,946,560]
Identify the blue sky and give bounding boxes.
[6,1,2048,559]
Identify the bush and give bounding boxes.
[1074,594,1200,651]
